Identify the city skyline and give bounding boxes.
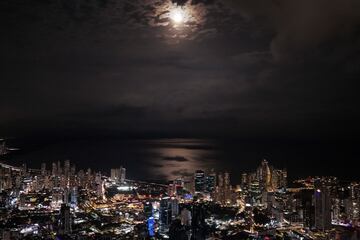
[1,155,359,239]
[2,138,359,184]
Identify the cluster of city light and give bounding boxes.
[117,185,136,191]
[1,157,360,239]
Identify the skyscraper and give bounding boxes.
[314,179,332,231]
[57,161,62,175]
[300,189,315,228]
[52,162,57,176]
[160,197,172,232]
[144,202,153,218]
[257,159,272,191]
[96,173,105,200]
[241,173,248,189]
[59,204,71,234]
[170,198,179,220]
[205,171,216,194]
[70,187,78,208]
[281,169,287,189]
[120,166,126,183]
[111,166,126,184]
[41,163,46,176]
[180,208,192,226]
[111,168,120,182]
[216,173,225,203]
[70,165,76,176]
[63,188,70,204]
[224,172,232,204]
[191,203,206,240]
[194,170,205,194]
[64,160,70,178]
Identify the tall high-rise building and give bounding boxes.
[300,189,315,228]
[205,171,216,194]
[241,173,248,189]
[224,172,232,204]
[224,172,230,187]
[345,183,360,223]
[218,173,224,188]
[111,168,120,182]
[0,140,8,156]
[168,179,184,197]
[86,168,92,183]
[257,159,272,191]
[59,204,72,234]
[120,166,126,183]
[194,170,206,194]
[191,204,206,239]
[144,202,153,218]
[63,188,70,204]
[110,166,126,183]
[248,180,261,205]
[70,165,76,176]
[243,159,287,191]
[215,172,232,205]
[0,164,15,192]
[52,162,57,176]
[314,179,332,231]
[77,169,85,187]
[95,172,105,200]
[281,169,287,189]
[159,197,172,232]
[21,163,27,176]
[180,208,192,226]
[64,160,70,178]
[170,198,179,219]
[216,173,224,203]
[85,168,93,186]
[70,187,78,208]
[272,169,287,190]
[57,161,62,175]
[41,163,46,176]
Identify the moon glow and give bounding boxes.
[170,7,186,25]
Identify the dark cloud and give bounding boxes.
[191,0,215,5]
[171,169,193,177]
[162,156,189,162]
[225,0,360,61]
[171,0,188,6]
[1,0,360,142]
[148,163,164,168]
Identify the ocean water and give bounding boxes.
[4,138,359,183]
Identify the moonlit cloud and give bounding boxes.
[1,0,360,141]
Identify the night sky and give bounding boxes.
[2,0,360,181]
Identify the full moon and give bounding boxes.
[170,8,185,24]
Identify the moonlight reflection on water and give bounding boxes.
[147,139,218,180]
[7,138,343,183]
[7,138,219,182]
